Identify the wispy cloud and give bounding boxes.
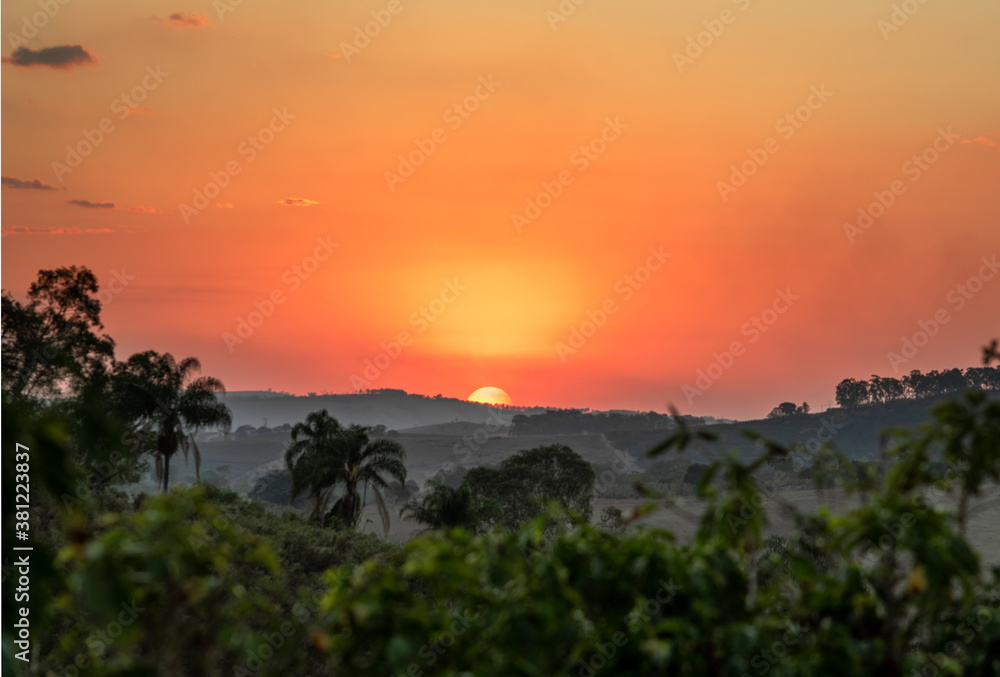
[2,176,55,190]
[164,12,214,29]
[67,199,115,209]
[2,45,95,69]
[127,205,158,214]
[278,197,319,207]
[2,226,113,235]
[960,134,1000,152]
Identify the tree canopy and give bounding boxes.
[463,443,596,531]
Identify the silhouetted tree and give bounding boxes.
[285,409,346,521]
[768,402,798,418]
[835,378,870,408]
[2,266,114,402]
[401,479,500,534]
[464,444,595,531]
[325,424,407,534]
[111,351,231,492]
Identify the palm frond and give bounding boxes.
[374,486,390,536]
[186,375,225,394]
[176,355,202,381]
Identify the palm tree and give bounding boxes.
[325,424,407,535]
[111,351,231,491]
[284,409,344,521]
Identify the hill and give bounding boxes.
[606,392,999,462]
[195,390,998,494]
[219,390,534,430]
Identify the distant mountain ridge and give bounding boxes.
[220,391,536,430]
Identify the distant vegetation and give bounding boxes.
[510,409,700,436]
[767,401,811,417]
[836,366,999,408]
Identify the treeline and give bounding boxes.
[835,366,999,408]
[511,409,700,436]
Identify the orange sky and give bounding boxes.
[2,0,998,419]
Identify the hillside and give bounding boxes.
[606,392,996,461]
[219,391,534,430]
[195,390,998,493]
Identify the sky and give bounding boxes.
[2,0,998,420]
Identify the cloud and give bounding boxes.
[216,203,235,208]
[164,12,214,29]
[278,197,320,207]
[960,134,1000,152]
[127,205,158,214]
[67,199,115,209]
[2,226,113,235]
[2,45,95,69]
[2,176,55,190]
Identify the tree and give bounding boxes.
[401,479,500,534]
[965,366,1000,391]
[111,351,231,492]
[767,402,799,418]
[325,424,408,535]
[284,409,346,521]
[880,377,905,402]
[464,444,595,531]
[683,462,709,485]
[835,378,870,408]
[597,506,626,534]
[903,369,927,398]
[1,266,114,402]
[939,367,968,394]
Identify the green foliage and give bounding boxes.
[44,487,282,676]
[315,350,1000,676]
[464,443,596,531]
[319,516,756,677]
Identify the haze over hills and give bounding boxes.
[220,389,735,431]
[198,386,998,497]
[219,390,531,430]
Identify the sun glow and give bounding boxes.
[467,386,513,406]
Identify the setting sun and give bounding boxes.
[467,386,513,406]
